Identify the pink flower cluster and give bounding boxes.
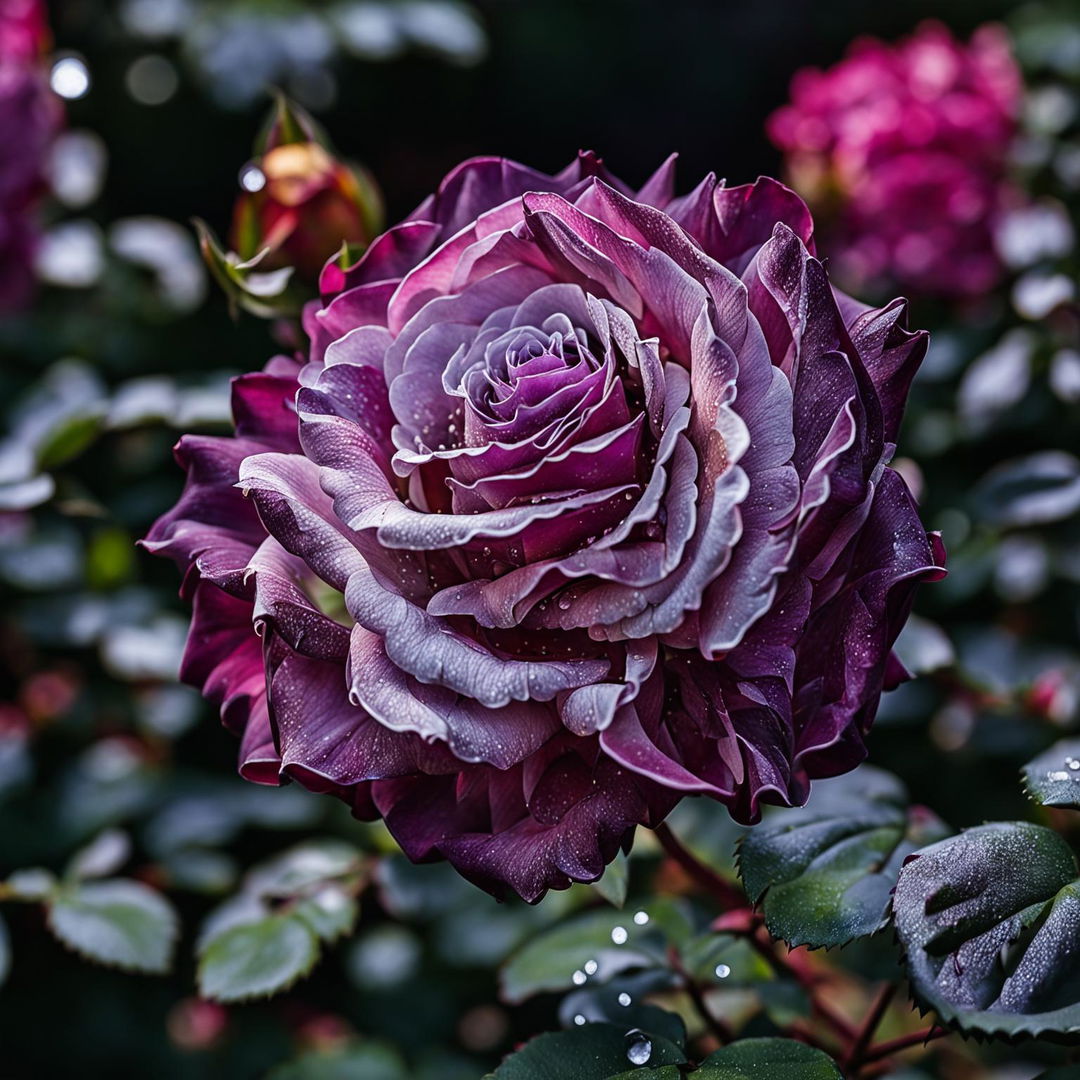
[0,0,59,311]
[768,21,1022,299]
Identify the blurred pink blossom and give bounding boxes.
[768,21,1022,299]
[0,0,60,311]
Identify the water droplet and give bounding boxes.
[1068,757,1080,771]
[714,963,731,979]
[583,959,598,976]
[239,163,266,193]
[51,56,91,100]
[573,1013,587,1026]
[633,910,649,926]
[625,1029,652,1066]
[1048,770,1071,782]
[572,969,587,986]
[610,926,628,945]
[617,992,632,1006]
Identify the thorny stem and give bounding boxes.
[653,822,746,909]
[843,982,896,1072]
[654,824,954,1073]
[745,927,858,1044]
[860,1025,949,1064]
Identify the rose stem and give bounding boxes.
[842,982,896,1072]
[652,822,746,909]
[860,1025,949,1065]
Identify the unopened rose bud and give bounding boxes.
[229,99,382,283]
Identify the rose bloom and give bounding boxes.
[231,139,382,282]
[768,21,1021,299]
[0,0,59,311]
[147,154,945,900]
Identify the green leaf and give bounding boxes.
[693,1038,842,1078]
[487,1023,686,1079]
[293,886,359,943]
[36,412,104,470]
[47,879,179,973]
[5,867,57,900]
[893,822,1080,1040]
[66,828,131,880]
[198,914,319,1002]
[1021,739,1080,809]
[268,1039,408,1080]
[500,909,658,1004]
[738,766,950,947]
[606,1069,682,1080]
[892,614,955,674]
[592,851,629,908]
[195,219,300,319]
[246,839,363,898]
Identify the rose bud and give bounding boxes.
[230,98,383,283]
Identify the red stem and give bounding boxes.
[843,982,896,1071]
[861,1025,949,1064]
[668,946,734,1046]
[653,822,746,909]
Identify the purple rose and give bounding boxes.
[147,154,944,900]
[768,21,1021,299]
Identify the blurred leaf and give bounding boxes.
[67,829,132,881]
[47,878,179,973]
[756,981,812,1028]
[86,528,136,590]
[557,972,686,1045]
[974,452,1080,528]
[5,867,57,900]
[500,909,658,1004]
[662,797,746,878]
[893,822,1080,1039]
[36,412,104,471]
[268,1040,409,1080]
[246,839,363,897]
[892,615,955,675]
[486,1022,686,1079]
[693,1038,841,1077]
[198,914,318,1002]
[1022,739,1080,809]
[680,934,771,987]
[196,839,366,1001]
[592,851,629,909]
[738,767,950,947]
[293,886,359,943]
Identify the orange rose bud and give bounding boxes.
[229,99,382,283]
